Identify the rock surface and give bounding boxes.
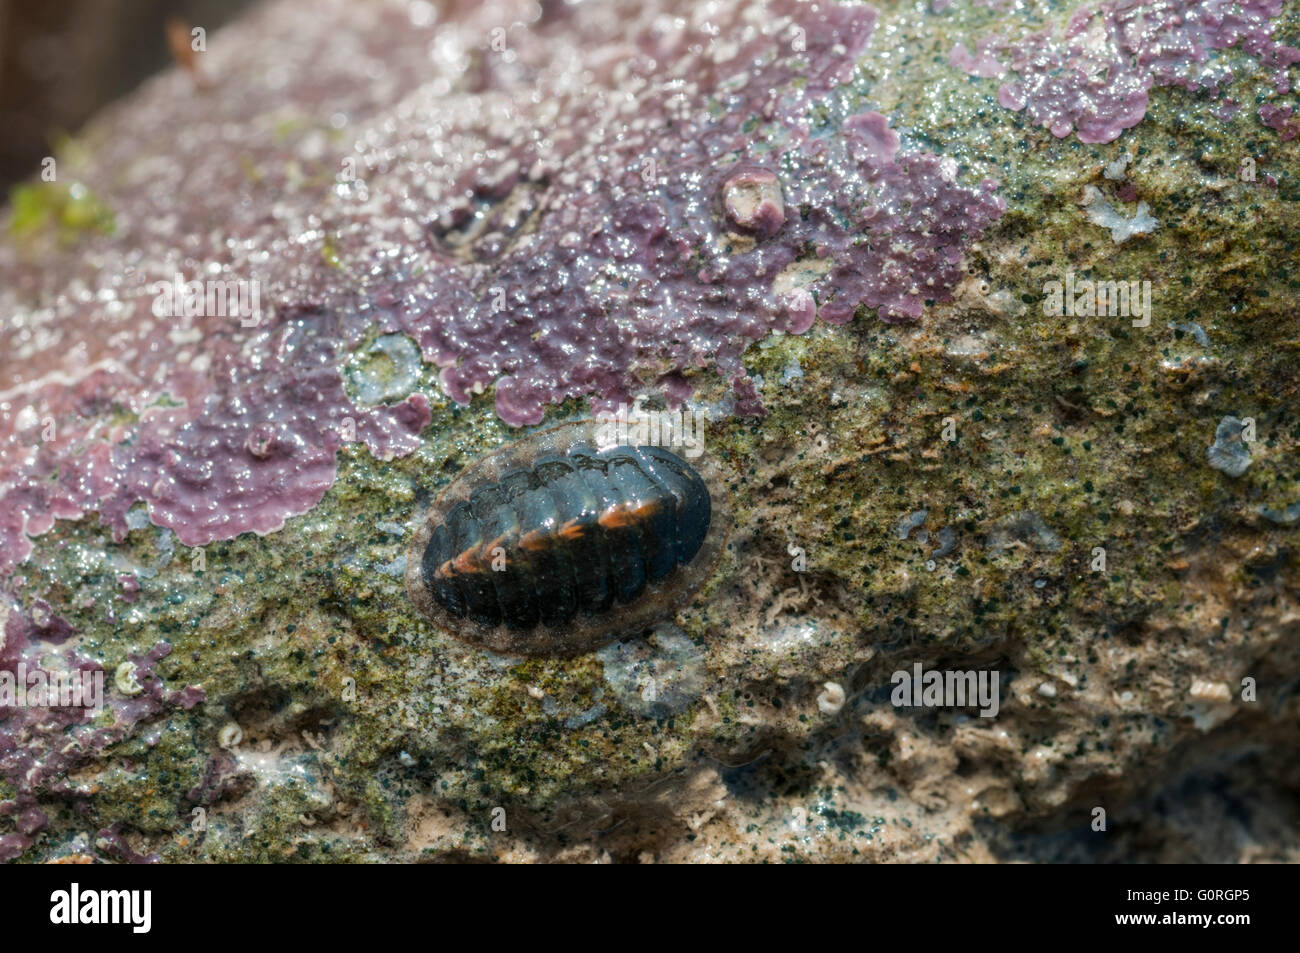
[1,0,1298,862]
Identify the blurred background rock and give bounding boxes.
[0,0,256,192]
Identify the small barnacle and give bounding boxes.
[720,166,785,238]
[245,422,278,459]
[1206,416,1252,478]
[114,660,143,696]
[345,333,424,405]
[817,681,846,715]
[405,418,730,657]
[218,722,243,749]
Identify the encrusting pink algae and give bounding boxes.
[3,0,1292,571]
[945,0,1299,143]
[0,0,1009,572]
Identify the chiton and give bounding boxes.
[405,418,730,656]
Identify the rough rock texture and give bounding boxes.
[1,0,1298,862]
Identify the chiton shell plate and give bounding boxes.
[405,417,731,657]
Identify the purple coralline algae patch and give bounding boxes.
[0,302,431,573]
[1260,102,1299,139]
[945,0,1299,143]
[801,118,1004,324]
[0,0,1006,577]
[950,40,1007,79]
[101,309,431,547]
[0,0,451,578]
[367,1,1002,427]
[0,602,203,860]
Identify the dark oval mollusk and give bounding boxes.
[406,418,730,657]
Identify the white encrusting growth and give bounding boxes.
[1081,185,1159,243]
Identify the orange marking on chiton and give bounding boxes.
[597,504,640,529]
[557,519,586,541]
[519,529,550,552]
[452,548,484,573]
